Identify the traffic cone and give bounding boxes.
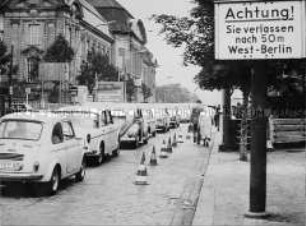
[172,133,177,147]
[159,140,168,158]
[167,137,173,153]
[178,134,184,143]
[135,152,148,185]
[149,146,158,166]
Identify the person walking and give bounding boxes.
[190,100,203,144]
[214,105,221,131]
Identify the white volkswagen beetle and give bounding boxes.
[0,112,86,195]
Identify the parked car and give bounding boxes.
[0,112,86,195]
[169,109,181,128]
[119,107,149,148]
[155,108,171,133]
[56,106,120,165]
[142,108,157,137]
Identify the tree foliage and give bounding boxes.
[152,0,305,107]
[125,75,137,102]
[0,41,18,81]
[0,41,12,75]
[44,34,74,63]
[77,48,119,93]
[141,83,152,102]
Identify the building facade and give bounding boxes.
[0,0,113,105]
[88,0,157,102]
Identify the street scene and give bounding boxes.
[0,0,305,226]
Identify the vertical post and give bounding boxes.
[246,61,268,217]
[219,88,236,151]
[8,45,14,111]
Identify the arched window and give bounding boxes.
[27,56,39,82]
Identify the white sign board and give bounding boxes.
[96,82,125,102]
[215,0,306,60]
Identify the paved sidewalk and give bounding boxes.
[193,132,305,226]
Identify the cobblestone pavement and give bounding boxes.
[0,124,212,226]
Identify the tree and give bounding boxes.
[44,34,74,103]
[77,48,119,94]
[152,0,305,158]
[0,41,12,75]
[44,34,74,63]
[141,83,152,102]
[125,75,137,102]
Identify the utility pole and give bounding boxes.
[8,45,14,112]
[245,61,268,217]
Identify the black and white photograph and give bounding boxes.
[0,0,305,225]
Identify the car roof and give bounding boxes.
[0,112,68,124]
[60,105,108,112]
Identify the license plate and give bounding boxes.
[0,162,15,170]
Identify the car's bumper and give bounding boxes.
[156,125,166,130]
[85,151,99,158]
[170,121,177,126]
[0,172,43,182]
[120,136,137,143]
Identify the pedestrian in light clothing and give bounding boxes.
[190,100,203,144]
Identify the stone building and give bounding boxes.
[88,0,157,102]
[0,0,113,105]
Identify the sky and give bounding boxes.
[116,0,223,105]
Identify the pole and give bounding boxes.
[245,61,268,218]
[219,88,236,151]
[8,45,13,112]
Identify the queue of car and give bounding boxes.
[0,103,184,195]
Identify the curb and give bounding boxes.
[169,130,218,226]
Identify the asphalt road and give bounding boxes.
[0,124,212,226]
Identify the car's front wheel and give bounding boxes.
[96,144,105,166]
[46,167,60,195]
[75,158,86,182]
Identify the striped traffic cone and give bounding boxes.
[159,140,168,158]
[172,133,177,147]
[134,152,148,185]
[149,146,158,166]
[167,137,173,153]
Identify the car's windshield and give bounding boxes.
[0,120,43,140]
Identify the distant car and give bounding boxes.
[180,109,191,123]
[0,112,86,195]
[155,109,171,133]
[56,106,121,165]
[169,113,180,128]
[120,108,149,148]
[142,109,157,137]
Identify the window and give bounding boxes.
[106,111,113,124]
[101,111,107,126]
[47,23,55,47]
[0,120,42,141]
[27,57,39,82]
[62,121,75,140]
[52,123,63,144]
[29,24,41,45]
